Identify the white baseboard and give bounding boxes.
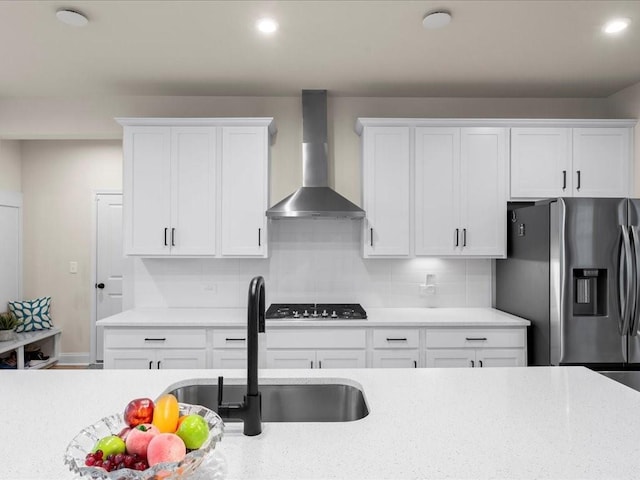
[58,352,91,365]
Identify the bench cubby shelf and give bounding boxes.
[0,327,62,369]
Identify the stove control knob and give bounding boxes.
[311,310,320,318]
[302,310,309,318]
[293,311,300,318]
[331,310,338,318]
[321,309,329,318]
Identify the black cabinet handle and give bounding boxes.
[144,337,166,342]
[479,360,483,368]
[258,228,261,247]
[310,361,314,368]
[577,170,581,191]
[386,337,408,342]
[164,228,168,246]
[562,170,567,190]
[465,337,487,341]
[171,228,175,246]
[463,228,467,247]
[470,360,475,368]
[413,360,417,368]
[455,228,459,247]
[95,283,105,289]
[225,338,246,342]
[370,228,373,247]
[157,361,161,369]
[148,361,152,369]
[319,361,322,369]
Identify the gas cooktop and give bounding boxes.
[265,303,367,320]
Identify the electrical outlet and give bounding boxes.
[69,261,78,274]
[419,273,437,296]
[203,283,217,293]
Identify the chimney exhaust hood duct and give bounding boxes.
[266,90,365,219]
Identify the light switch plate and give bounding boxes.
[69,261,78,274]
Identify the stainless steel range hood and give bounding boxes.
[266,90,365,219]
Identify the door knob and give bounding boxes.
[95,283,105,289]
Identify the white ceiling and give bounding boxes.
[1,0,639,98]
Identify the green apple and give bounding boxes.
[175,414,209,449]
[92,435,126,457]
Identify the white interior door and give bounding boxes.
[0,192,22,311]
[95,193,125,362]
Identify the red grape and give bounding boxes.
[94,450,103,460]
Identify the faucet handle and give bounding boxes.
[217,376,224,407]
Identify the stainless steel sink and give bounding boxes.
[166,382,369,422]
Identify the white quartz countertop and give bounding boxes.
[2,366,640,479]
[96,307,529,328]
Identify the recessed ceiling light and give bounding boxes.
[603,18,630,34]
[256,18,278,34]
[422,10,452,30]
[56,9,89,27]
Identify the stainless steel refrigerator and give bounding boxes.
[496,197,640,369]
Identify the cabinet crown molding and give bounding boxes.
[355,118,637,135]
[115,117,277,135]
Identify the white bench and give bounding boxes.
[0,327,62,369]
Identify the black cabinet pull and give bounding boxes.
[258,228,261,247]
[470,360,475,367]
[479,360,483,368]
[164,228,168,246]
[562,170,567,190]
[319,360,322,369]
[171,228,175,246]
[463,228,467,247]
[96,283,105,289]
[144,337,166,342]
[386,337,408,342]
[310,360,314,368]
[225,338,246,342]
[413,360,417,368]
[370,228,374,247]
[455,228,459,247]
[157,361,161,369]
[465,337,487,341]
[577,170,581,190]
[148,360,152,369]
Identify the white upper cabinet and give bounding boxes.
[414,127,461,256]
[572,128,630,198]
[361,126,411,257]
[510,124,633,199]
[415,127,506,257]
[118,118,275,258]
[221,126,269,257]
[510,128,572,198]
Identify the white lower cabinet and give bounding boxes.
[266,349,366,369]
[211,328,247,369]
[105,349,206,369]
[425,328,527,368]
[372,350,419,368]
[372,328,420,368]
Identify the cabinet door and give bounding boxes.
[266,350,316,369]
[157,349,207,369]
[476,349,526,367]
[123,126,171,255]
[415,127,461,256]
[425,349,476,368]
[362,126,410,257]
[316,350,366,368]
[220,126,269,257]
[459,128,507,257]
[170,127,217,255]
[372,350,419,368]
[572,128,630,197]
[212,350,247,369]
[510,128,571,198]
[104,350,155,369]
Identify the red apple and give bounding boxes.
[124,398,155,428]
[125,423,160,457]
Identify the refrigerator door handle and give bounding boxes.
[629,226,640,336]
[621,225,634,335]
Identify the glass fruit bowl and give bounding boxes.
[63,403,224,480]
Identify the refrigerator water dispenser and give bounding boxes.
[573,269,607,316]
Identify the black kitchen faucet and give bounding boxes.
[217,276,265,436]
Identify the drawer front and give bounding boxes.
[104,328,207,349]
[266,329,366,349]
[212,329,248,349]
[373,329,420,349]
[426,328,525,349]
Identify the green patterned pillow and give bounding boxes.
[9,297,53,332]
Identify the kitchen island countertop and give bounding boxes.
[2,366,639,479]
[97,307,530,328]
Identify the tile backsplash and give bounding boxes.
[132,219,492,308]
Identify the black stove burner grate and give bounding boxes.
[266,303,367,320]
